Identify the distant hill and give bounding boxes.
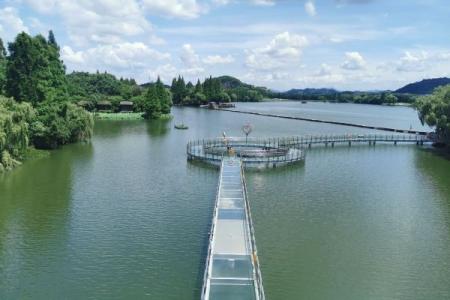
[215,75,269,101]
[395,77,450,95]
[216,75,249,89]
[281,88,338,97]
[216,75,268,93]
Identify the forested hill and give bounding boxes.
[215,75,255,89]
[167,75,269,105]
[216,75,269,97]
[395,77,450,95]
[277,88,338,98]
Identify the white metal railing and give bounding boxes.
[200,159,224,300]
[241,163,265,300]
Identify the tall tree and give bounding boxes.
[6,32,67,104]
[155,77,171,114]
[48,30,59,49]
[170,78,178,104]
[143,85,161,119]
[194,79,202,93]
[0,38,6,94]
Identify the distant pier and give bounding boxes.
[218,108,431,135]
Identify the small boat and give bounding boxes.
[301,100,307,104]
[174,123,189,130]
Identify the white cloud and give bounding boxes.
[148,63,178,83]
[180,44,200,68]
[394,50,450,73]
[250,0,275,6]
[245,31,308,70]
[203,54,234,64]
[341,51,366,70]
[141,0,206,19]
[148,35,166,46]
[0,7,29,41]
[26,0,153,47]
[28,17,49,35]
[61,46,84,64]
[396,51,428,72]
[178,44,205,77]
[305,1,316,16]
[316,63,332,76]
[212,0,230,5]
[181,66,205,76]
[62,42,170,71]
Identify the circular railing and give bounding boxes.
[187,137,306,168]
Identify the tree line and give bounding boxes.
[171,75,265,106]
[67,71,172,118]
[270,90,416,105]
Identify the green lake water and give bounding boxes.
[1,102,449,299]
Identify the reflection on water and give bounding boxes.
[146,118,171,137]
[0,104,449,299]
[0,143,94,298]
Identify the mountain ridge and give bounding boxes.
[395,77,450,95]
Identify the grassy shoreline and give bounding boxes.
[94,112,144,120]
[94,112,173,121]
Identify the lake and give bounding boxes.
[1,102,449,299]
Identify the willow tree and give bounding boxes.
[416,85,450,143]
[0,96,35,171]
[31,101,93,149]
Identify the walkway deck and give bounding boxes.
[201,157,265,300]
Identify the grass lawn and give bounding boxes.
[94,112,173,121]
[94,112,144,120]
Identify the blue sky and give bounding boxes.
[0,0,449,90]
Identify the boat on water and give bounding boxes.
[174,123,189,130]
[301,100,308,104]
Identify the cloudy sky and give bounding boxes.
[1,0,449,91]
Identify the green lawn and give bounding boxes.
[94,112,144,120]
[94,112,173,121]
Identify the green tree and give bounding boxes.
[155,77,171,114]
[416,85,450,143]
[48,30,58,49]
[6,32,67,104]
[0,38,6,95]
[143,85,161,119]
[0,96,35,170]
[171,76,186,105]
[194,79,203,93]
[31,101,93,149]
[383,92,398,105]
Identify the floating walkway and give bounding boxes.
[218,108,431,135]
[194,133,431,299]
[201,157,265,300]
[187,134,430,169]
[277,133,430,148]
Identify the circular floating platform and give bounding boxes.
[187,137,306,169]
